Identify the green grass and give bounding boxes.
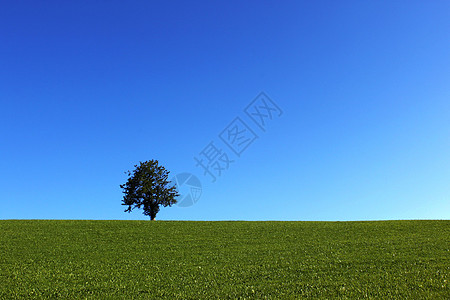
[0,220,449,299]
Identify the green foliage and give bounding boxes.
[1,220,449,298]
[120,160,178,220]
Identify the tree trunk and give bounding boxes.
[149,205,157,220]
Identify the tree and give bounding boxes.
[120,160,179,220]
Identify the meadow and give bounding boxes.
[0,220,449,299]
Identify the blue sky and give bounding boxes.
[1,1,449,220]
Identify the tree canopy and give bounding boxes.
[120,160,178,220]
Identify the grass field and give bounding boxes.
[0,220,449,299]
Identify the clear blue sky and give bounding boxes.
[1,1,449,220]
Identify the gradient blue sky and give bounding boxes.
[1,1,449,220]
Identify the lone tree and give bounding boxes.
[120,160,179,220]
